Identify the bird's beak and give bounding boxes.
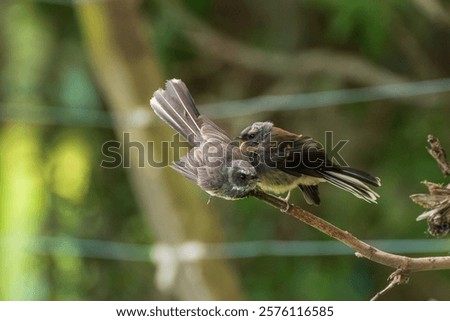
[239,141,248,150]
[235,135,242,140]
[239,141,259,153]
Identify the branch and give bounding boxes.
[412,0,450,27]
[426,134,450,176]
[251,190,450,272]
[250,189,450,300]
[158,0,409,87]
[157,0,449,112]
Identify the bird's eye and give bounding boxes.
[239,173,247,180]
[248,134,256,139]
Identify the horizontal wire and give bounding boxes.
[202,78,450,118]
[2,78,450,128]
[0,105,114,128]
[1,235,448,263]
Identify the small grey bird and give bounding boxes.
[239,121,381,205]
[150,79,259,200]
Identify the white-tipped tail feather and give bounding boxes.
[322,170,380,203]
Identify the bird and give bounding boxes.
[238,121,381,205]
[150,79,259,200]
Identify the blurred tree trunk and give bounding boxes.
[75,0,243,300]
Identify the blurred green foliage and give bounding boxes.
[313,0,393,58]
[1,0,449,300]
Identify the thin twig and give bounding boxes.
[370,269,410,301]
[426,134,450,176]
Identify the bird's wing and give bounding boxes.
[268,134,331,178]
[197,166,223,192]
[170,147,203,183]
[198,115,231,144]
[171,157,198,183]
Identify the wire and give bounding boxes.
[0,105,113,128]
[1,235,151,262]
[1,235,448,263]
[2,78,450,128]
[202,78,450,118]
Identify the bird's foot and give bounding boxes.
[280,190,291,212]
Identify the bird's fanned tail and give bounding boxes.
[150,79,202,145]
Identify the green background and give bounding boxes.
[0,0,449,300]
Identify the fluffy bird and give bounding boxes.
[239,121,381,205]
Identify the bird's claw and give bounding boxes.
[279,190,292,212]
[281,201,291,213]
